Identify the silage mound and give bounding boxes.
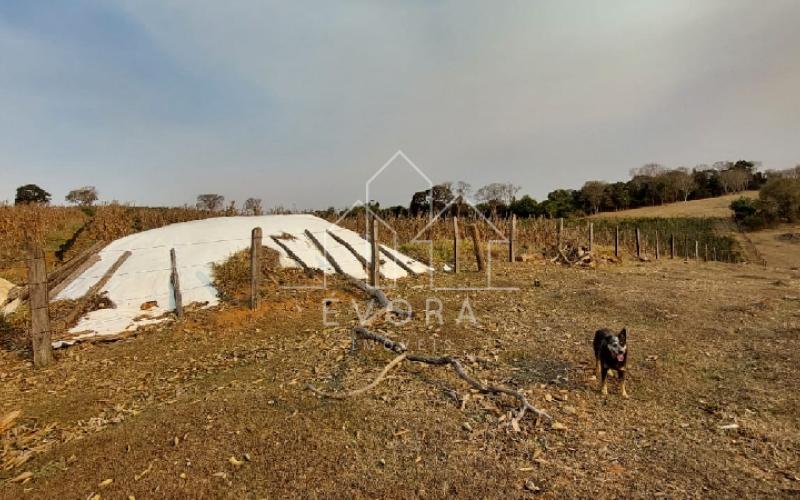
[55,215,429,346]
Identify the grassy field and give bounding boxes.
[2,204,799,497]
[740,223,800,270]
[1,257,799,497]
[591,191,758,219]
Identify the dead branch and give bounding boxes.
[349,327,552,426]
[306,352,407,399]
[311,265,551,429]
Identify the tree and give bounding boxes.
[580,181,607,214]
[670,169,696,202]
[409,190,429,217]
[730,197,757,222]
[408,184,454,217]
[475,182,519,218]
[719,168,749,194]
[429,183,454,214]
[475,183,505,218]
[452,181,471,217]
[509,195,539,218]
[15,184,51,205]
[630,163,667,179]
[607,182,631,211]
[196,194,225,211]
[759,177,800,222]
[540,189,580,218]
[453,181,471,200]
[243,198,263,216]
[65,186,98,206]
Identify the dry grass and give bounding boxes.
[210,246,281,304]
[739,223,800,270]
[0,205,89,283]
[1,257,799,497]
[591,191,758,219]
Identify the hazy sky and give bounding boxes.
[2,1,799,208]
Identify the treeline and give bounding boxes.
[316,160,767,220]
[731,166,800,229]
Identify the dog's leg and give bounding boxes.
[619,369,628,398]
[595,356,602,382]
[600,366,608,395]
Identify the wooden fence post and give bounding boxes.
[670,234,675,259]
[28,247,53,368]
[370,214,379,286]
[684,237,689,260]
[655,231,660,259]
[170,248,183,318]
[695,240,699,262]
[250,227,262,310]
[713,247,717,261]
[588,222,594,253]
[453,217,460,274]
[469,224,485,272]
[509,214,517,263]
[557,218,563,252]
[635,228,641,258]
[614,226,619,257]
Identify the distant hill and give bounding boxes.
[591,191,758,219]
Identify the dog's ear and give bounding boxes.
[619,328,627,345]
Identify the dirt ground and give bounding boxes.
[2,256,800,498]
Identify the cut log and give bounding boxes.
[378,245,417,276]
[62,251,131,329]
[48,241,106,290]
[270,235,311,271]
[304,229,344,275]
[2,241,106,308]
[326,230,368,269]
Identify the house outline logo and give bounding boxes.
[279,150,517,292]
[280,150,433,290]
[410,196,519,291]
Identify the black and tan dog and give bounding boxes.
[593,328,629,398]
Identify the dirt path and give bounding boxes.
[1,259,799,498]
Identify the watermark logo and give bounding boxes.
[278,150,518,326]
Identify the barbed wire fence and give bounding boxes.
[3,218,754,368]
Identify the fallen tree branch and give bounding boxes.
[347,327,553,426]
[306,352,407,399]
[308,261,551,429]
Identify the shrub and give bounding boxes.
[759,177,800,222]
[211,247,280,303]
[730,197,757,222]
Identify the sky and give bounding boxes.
[1,0,799,209]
